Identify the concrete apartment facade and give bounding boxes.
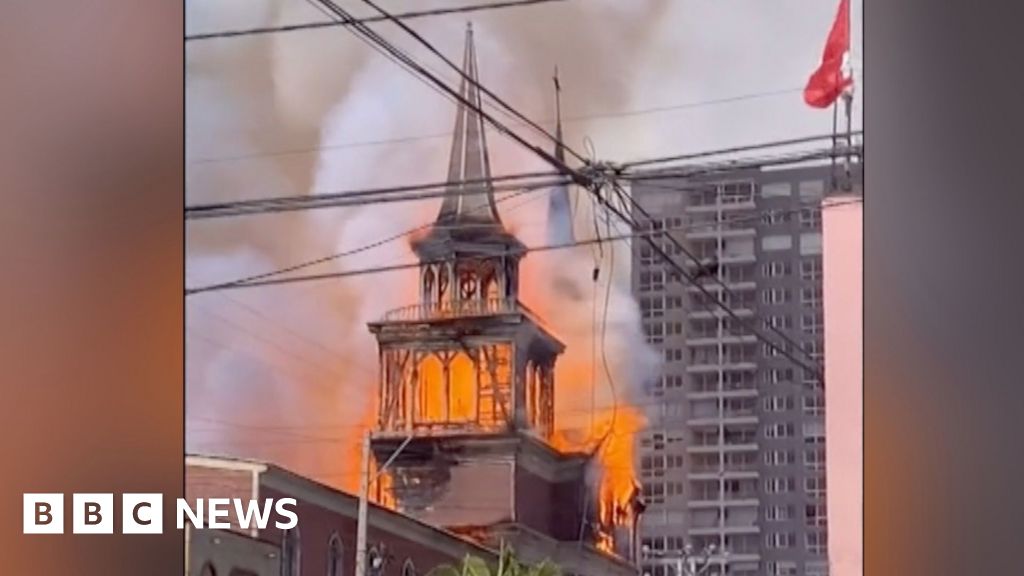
[630,161,862,576]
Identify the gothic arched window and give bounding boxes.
[402,559,417,576]
[281,527,301,576]
[327,533,343,576]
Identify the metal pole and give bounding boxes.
[354,431,372,576]
[843,90,854,190]
[355,432,413,576]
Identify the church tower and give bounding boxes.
[369,23,562,444]
[364,25,640,575]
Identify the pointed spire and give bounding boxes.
[547,66,574,245]
[436,22,501,227]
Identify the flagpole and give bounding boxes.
[830,94,839,193]
[842,0,854,192]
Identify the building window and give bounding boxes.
[802,312,824,334]
[640,245,656,265]
[765,532,796,549]
[282,528,301,576]
[761,182,792,198]
[762,261,791,277]
[327,533,343,576]
[402,559,416,576]
[201,563,217,576]
[367,547,385,576]
[805,447,826,471]
[806,503,828,528]
[763,396,794,412]
[765,423,795,439]
[800,207,822,229]
[803,421,826,444]
[805,476,827,499]
[764,477,795,494]
[762,288,791,305]
[640,296,664,319]
[798,180,825,200]
[765,368,795,384]
[764,450,795,466]
[761,234,793,251]
[799,232,823,255]
[764,315,792,330]
[767,561,798,576]
[801,258,823,281]
[806,531,829,555]
[639,270,666,292]
[761,210,792,225]
[765,505,794,522]
[721,182,754,204]
[803,395,825,416]
[801,286,823,306]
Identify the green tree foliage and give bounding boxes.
[426,542,561,576]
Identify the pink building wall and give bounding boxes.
[822,195,862,576]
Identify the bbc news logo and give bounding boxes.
[23,494,298,534]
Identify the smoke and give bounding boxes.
[186,0,669,490]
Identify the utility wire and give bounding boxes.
[611,181,823,376]
[186,171,564,219]
[186,184,545,294]
[356,0,589,165]
[603,179,826,384]
[185,0,568,41]
[195,1,846,382]
[188,87,805,167]
[186,198,861,295]
[186,145,858,220]
[308,0,590,185]
[619,131,863,170]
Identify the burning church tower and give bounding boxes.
[366,24,642,575]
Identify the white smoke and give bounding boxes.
[186,0,670,488]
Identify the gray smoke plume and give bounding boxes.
[186,0,669,489]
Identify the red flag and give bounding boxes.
[804,0,853,108]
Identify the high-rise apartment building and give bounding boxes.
[630,161,863,576]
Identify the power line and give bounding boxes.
[308,0,589,185]
[356,0,589,165]
[186,198,861,295]
[601,179,827,384]
[611,182,823,375]
[194,0,849,382]
[186,184,545,294]
[619,131,863,171]
[185,0,568,42]
[188,87,805,167]
[185,144,857,220]
[186,171,564,219]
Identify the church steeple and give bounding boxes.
[546,67,574,245]
[436,23,501,227]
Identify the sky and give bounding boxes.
[184,0,864,488]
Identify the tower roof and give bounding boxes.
[436,23,501,227]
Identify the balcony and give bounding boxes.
[686,333,759,347]
[685,223,757,241]
[688,524,761,536]
[379,297,553,334]
[687,440,759,454]
[689,308,756,320]
[687,495,760,508]
[686,361,758,374]
[688,469,759,481]
[687,414,759,427]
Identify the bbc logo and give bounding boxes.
[23,493,162,534]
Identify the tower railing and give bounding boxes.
[381,297,518,322]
